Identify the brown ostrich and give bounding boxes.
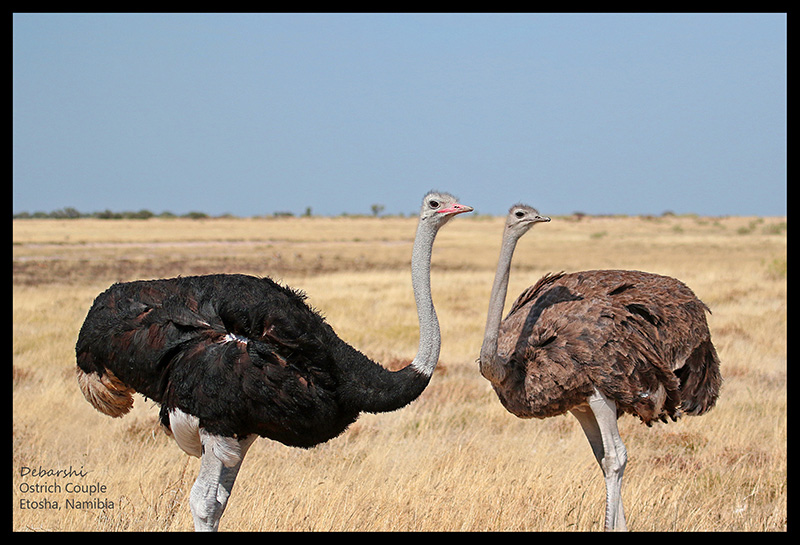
[479,204,721,531]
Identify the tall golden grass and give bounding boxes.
[13,213,786,531]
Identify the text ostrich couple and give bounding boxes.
[76,191,721,531]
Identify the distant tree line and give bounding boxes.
[16,206,730,221]
[12,207,214,219]
[12,203,397,220]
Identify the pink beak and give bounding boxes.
[437,203,474,215]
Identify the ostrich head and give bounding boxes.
[504,203,551,239]
[418,191,474,227]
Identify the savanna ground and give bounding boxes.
[13,212,786,531]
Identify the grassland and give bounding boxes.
[12,213,786,531]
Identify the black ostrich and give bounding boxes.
[75,191,472,531]
[479,204,721,531]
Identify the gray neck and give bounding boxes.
[409,217,440,377]
[335,216,441,415]
[479,229,520,384]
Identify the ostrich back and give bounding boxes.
[496,270,721,424]
[76,274,362,447]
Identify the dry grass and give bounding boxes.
[12,214,786,531]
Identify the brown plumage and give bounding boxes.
[479,204,721,531]
[496,269,721,424]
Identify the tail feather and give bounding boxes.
[676,340,722,416]
[76,367,135,417]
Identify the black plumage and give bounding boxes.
[76,273,427,448]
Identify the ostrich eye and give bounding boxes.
[429,200,440,209]
[515,211,525,218]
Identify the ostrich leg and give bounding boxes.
[190,432,257,531]
[570,387,628,531]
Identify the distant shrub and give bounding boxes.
[762,221,787,235]
[765,257,787,279]
[183,211,209,219]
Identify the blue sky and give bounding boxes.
[13,13,786,217]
